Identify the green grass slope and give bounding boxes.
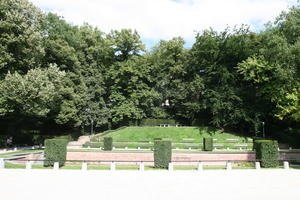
[98,126,250,143]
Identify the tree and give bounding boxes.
[107,56,160,125]
[75,25,113,129]
[0,65,65,117]
[0,0,44,76]
[108,29,145,61]
[189,27,258,129]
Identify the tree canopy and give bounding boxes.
[0,0,299,146]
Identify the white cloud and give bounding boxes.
[29,0,297,45]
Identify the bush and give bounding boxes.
[140,118,177,126]
[103,137,113,151]
[154,140,172,168]
[203,137,213,151]
[44,139,68,167]
[0,135,8,148]
[255,140,279,168]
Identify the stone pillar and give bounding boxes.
[82,162,88,170]
[255,162,260,170]
[226,162,232,170]
[26,161,32,170]
[110,162,116,171]
[168,163,173,171]
[53,162,59,170]
[0,158,4,169]
[197,162,203,171]
[284,161,289,169]
[139,162,144,171]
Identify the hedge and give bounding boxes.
[140,118,177,126]
[103,137,113,151]
[203,137,213,151]
[44,139,68,167]
[154,140,172,168]
[255,140,279,168]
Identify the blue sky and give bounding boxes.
[29,0,298,50]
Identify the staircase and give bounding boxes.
[67,135,91,148]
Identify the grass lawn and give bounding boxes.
[86,126,253,150]
[96,127,250,143]
[3,162,299,170]
[116,165,139,170]
[5,162,26,169]
[88,165,110,170]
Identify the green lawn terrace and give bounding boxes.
[84,126,254,150]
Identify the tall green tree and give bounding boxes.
[108,29,145,61]
[0,0,44,75]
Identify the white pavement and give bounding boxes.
[0,169,300,200]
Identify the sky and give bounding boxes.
[29,0,298,49]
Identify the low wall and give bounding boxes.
[66,151,255,165]
[67,151,300,163]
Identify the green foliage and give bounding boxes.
[44,139,68,167]
[0,0,299,147]
[237,56,274,84]
[0,0,45,75]
[255,140,279,168]
[203,137,213,151]
[108,29,145,61]
[103,137,113,151]
[154,140,172,168]
[0,65,66,117]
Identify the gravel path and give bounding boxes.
[0,169,300,200]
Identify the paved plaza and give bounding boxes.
[0,169,300,200]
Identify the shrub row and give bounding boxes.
[140,118,177,126]
[255,140,279,168]
[44,139,68,167]
[154,140,172,168]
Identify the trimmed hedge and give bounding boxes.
[103,137,113,151]
[203,137,213,151]
[154,140,172,168]
[140,118,176,126]
[44,139,68,167]
[255,140,279,168]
